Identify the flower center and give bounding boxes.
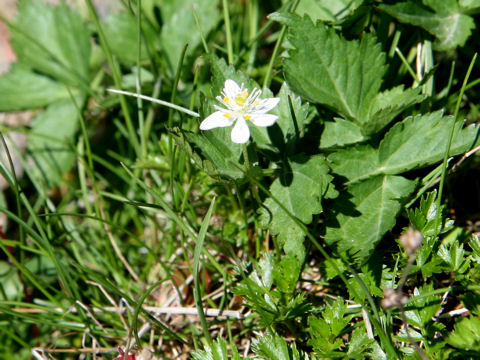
[234,90,249,107]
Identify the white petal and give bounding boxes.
[231,117,250,144]
[223,79,241,98]
[253,97,280,113]
[200,111,234,130]
[250,114,278,127]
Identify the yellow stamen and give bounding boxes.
[223,97,230,104]
[245,115,252,120]
[235,90,249,107]
[224,113,231,118]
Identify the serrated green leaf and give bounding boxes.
[192,337,242,360]
[159,0,219,70]
[207,55,256,96]
[272,13,385,124]
[307,300,350,355]
[460,292,480,316]
[27,99,81,188]
[10,0,90,88]
[379,111,478,173]
[364,86,424,135]
[253,332,309,360]
[0,261,22,300]
[233,257,279,326]
[260,155,336,262]
[320,117,366,149]
[328,144,379,183]
[173,126,244,180]
[347,328,376,358]
[102,12,158,65]
[170,127,222,178]
[379,0,475,50]
[407,190,454,242]
[0,64,71,111]
[329,111,480,184]
[324,175,416,262]
[295,0,365,23]
[347,262,383,303]
[406,283,441,328]
[273,255,301,294]
[270,82,311,155]
[438,241,470,273]
[460,0,480,8]
[447,316,480,351]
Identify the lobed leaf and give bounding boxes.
[260,155,337,262]
[171,125,244,181]
[269,82,311,156]
[159,0,219,70]
[324,175,416,262]
[447,316,480,351]
[295,0,365,23]
[271,13,385,123]
[27,98,82,188]
[363,86,424,136]
[10,0,90,88]
[329,111,480,184]
[0,64,71,111]
[320,118,366,149]
[379,0,475,50]
[102,12,159,65]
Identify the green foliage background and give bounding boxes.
[0,0,480,359]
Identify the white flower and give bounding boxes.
[200,79,280,144]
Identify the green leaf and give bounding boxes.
[259,155,337,262]
[324,175,416,262]
[328,144,379,183]
[27,99,81,188]
[271,13,385,124]
[207,55,255,96]
[460,0,480,8]
[461,292,480,316]
[172,125,244,180]
[295,0,365,23]
[406,283,441,328]
[102,12,159,65]
[233,257,279,326]
[10,0,90,87]
[347,261,383,303]
[0,261,22,300]
[273,255,301,294]
[270,82,311,156]
[407,190,454,237]
[0,64,71,111]
[320,118,366,149]
[438,241,470,273]
[307,300,353,355]
[329,111,480,184]
[379,0,475,50]
[253,332,291,360]
[192,337,242,360]
[363,86,424,135]
[159,0,219,70]
[379,111,478,173]
[448,316,480,351]
[253,332,311,360]
[347,328,376,359]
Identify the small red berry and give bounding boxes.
[113,347,136,360]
